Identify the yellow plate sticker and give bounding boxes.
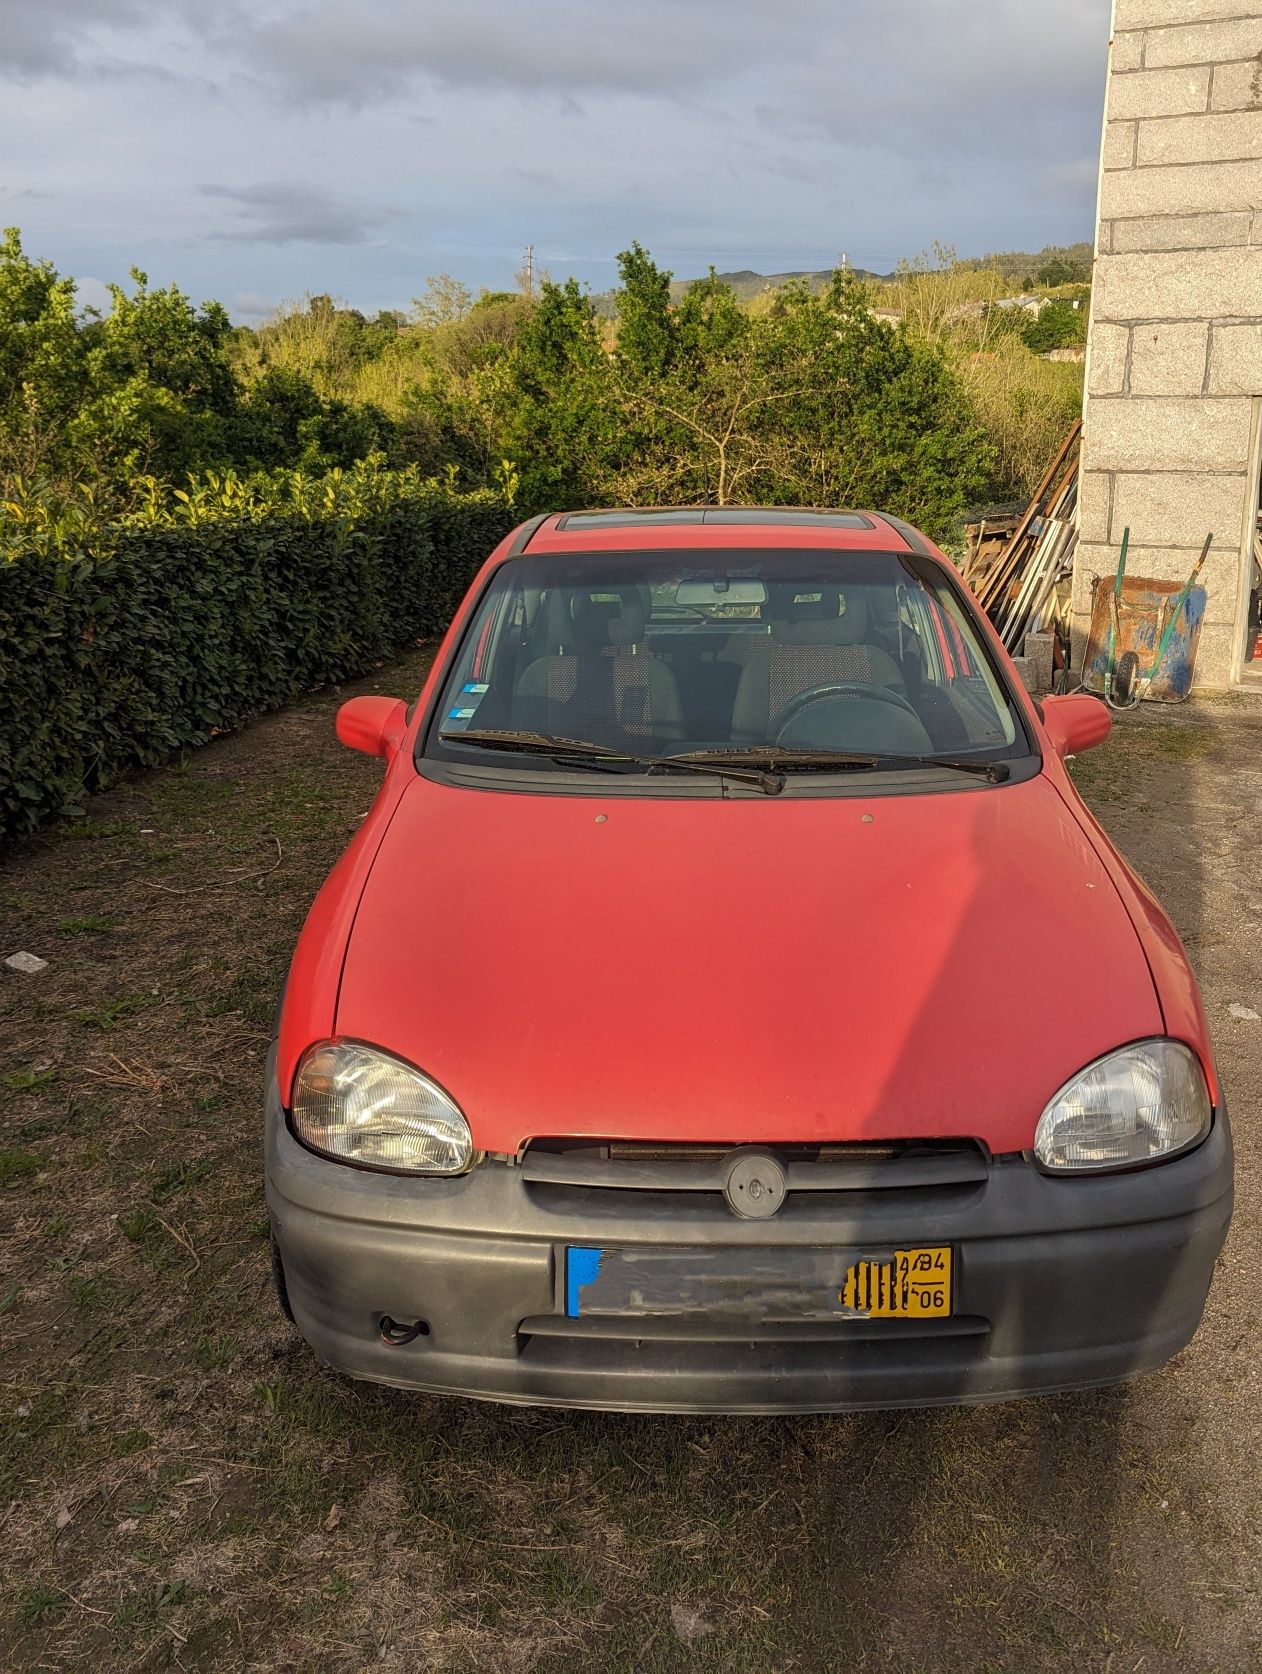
[840,1246,953,1318]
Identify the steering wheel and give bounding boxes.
[774,681,921,741]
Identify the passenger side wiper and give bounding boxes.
[670,747,1010,783]
[438,729,785,793]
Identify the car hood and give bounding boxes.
[337,774,1162,1154]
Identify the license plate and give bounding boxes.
[564,1244,953,1321]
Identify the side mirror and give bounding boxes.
[336,696,408,760]
[1040,693,1111,758]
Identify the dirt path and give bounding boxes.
[2,668,1259,1673]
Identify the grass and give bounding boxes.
[1,653,1258,1673]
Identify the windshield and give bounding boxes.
[426,549,1025,779]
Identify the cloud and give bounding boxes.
[242,0,788,106]
[199,182,394,246]
[0,0,170,81]
[0,0,1112,310]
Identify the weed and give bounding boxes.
[195,1332,240,1369]
[19,1584,64,1625]
[57,915,116,936]
[2,1067,55,1092]
[67,1274,119,1311]
[150,1157,214,1203]
[68,994,149,1031]
[0,1148,42,1187]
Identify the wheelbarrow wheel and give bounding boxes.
[1111,650,1141,708]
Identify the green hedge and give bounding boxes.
[0,466,515,841]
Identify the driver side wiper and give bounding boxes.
[671,747,1011,783]
[438,729,785,793]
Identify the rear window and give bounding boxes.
[426,548,1026,779]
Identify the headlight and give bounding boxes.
[290,1042,475,1175]
[1034,1040,1210,1173]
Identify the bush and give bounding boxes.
[0,464,514,841]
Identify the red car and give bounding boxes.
[266,508,1232,1413]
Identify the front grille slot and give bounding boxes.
[518,1313,990,1346]
[521,1137,989,1196]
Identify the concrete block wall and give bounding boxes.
[1077,0,1262,687]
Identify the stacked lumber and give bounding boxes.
[961,419,1081,655]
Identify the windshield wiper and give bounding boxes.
[438,729,785,793]
[670,747,1011,783]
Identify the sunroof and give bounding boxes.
[701,509,875,528]
[557,508,875,530]
[559,510,704,529]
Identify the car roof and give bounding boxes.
[521,507,923,556]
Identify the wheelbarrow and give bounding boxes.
[1081,529,1212,707]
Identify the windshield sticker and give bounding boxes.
[461,682,489,695]
[447,706,478,721]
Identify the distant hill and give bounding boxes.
[590,243,1093,316]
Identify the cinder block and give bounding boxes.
[1108,65,1212,119]
[1009,656,1037,695]
[1024,632,1056,695]
[1108,210,1250,251]
[1128,321,1210,395]
[1111,30,1147,72]
[1082,395,1253,470]
[1109,469,1251,547]
[1087,322,1130,395]
[1144,17,1262,69]
[1093,247,1262,323]
[1100,157,1262,217]
[1207,321,1262,391]
[1209,56,1262,110]
[1136,109,1262,166]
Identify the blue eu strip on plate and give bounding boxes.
[566,1246,603,1317]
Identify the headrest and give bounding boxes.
[545,586,648,653]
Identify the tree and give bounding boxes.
[411,274,473,331]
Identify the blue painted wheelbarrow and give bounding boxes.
[1081,530,1212,706]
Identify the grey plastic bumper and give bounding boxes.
[264,1061,1233,1415]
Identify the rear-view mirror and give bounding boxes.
[676,578,768,607]
[1040,693,1111,758]
[336,696,408,760]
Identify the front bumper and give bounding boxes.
[265,1064,1233,1414]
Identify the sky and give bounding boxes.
[0,0,1111,323]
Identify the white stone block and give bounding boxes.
[1108,65,1212,119]
[1209,56,1262,109]
[1207,321,1262,391]
[1082,395,1253,470]
[1136,109,1262,166]
[1087,322,1130,395]
[1128,321,1210,394]
[1108,210,1251,250]
[1117,0,1262,26]
[1103,119,1138,170]
[1100,157,1262,217]
[1109,469,1251,547]
[1093,247,1262,324]
[1111,30,1147,72]
[1078,469,1114,544]
[1144,17,1262,69]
